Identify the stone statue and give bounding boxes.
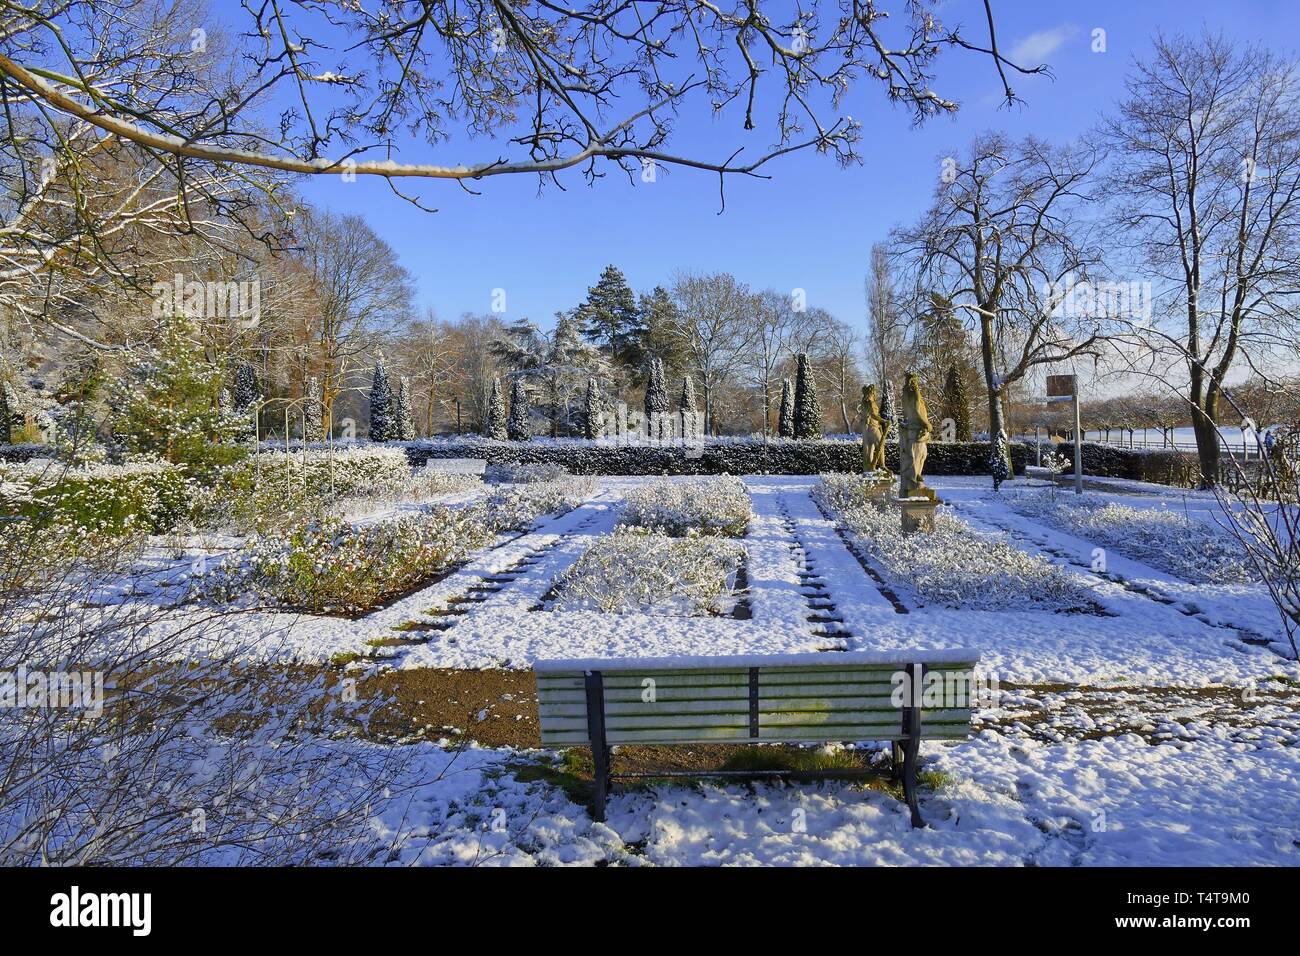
[860,384,887,474]
[898,372,934,499]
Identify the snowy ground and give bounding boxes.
[100,474,1300,865]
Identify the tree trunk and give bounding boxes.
[1192,381,1222,489]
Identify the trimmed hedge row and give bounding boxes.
[403,438,1035,476]
[1055,442,1202,488]
[0,443,55,463]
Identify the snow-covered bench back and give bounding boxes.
[535,650,979,826]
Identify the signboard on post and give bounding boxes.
[1044,374,1083,495]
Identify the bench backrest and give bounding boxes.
[535,653,979,747]
[423,457,488,475]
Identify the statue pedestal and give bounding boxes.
[893,493,940,534]
[862,471,893,500]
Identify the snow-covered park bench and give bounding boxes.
[421,457,488,476]
[535,650,980,827]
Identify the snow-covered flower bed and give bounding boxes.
[206,505,497,615]
[1007,492,1255,584]
[204,474,594,615]
[550,528,744,616]
[0,457,192,533]
[480,475,595,532]
[814,474,1092,611]
[620,475,751,537]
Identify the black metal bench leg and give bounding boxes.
[900,662,926,828]
[900,727,924,828]
[591,744,609,822]
[584,671,609,823]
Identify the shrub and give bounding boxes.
[551,528,744,616]
[814,474,1091,611]
[200,446,415,532]
[620,475,751,537]
[206,506,496,615]
[0,458,192,534]
[207,474,593,614]
[478,476,595,532]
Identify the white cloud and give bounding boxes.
[1010,24,1078,65]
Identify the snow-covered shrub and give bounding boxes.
[207,505,496,615]
[208,475,591,614]
[0,458,193,533]
[479,475,595,532]
[815,474,1091,611]
[551,528,743,616]
[1008,493,1255,584]
[202,446,415,532]
[620,475,751,537]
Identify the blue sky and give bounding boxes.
[295,0,1299,334]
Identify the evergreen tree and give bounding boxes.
[644,356,669,437]
[507,378,532,441]
[109,314,245,471]
[941,365,972,441]
[679,375,699,438]
[303,376,323,443]
[640,286,688,373]
[792,353,822,440]
[232,360,259,412]
[777,378,795,438]
[396,376,416,440]
[582,378,604,440]
[231,359,260,441]
[575,264,645,367]
[990,429,1012,490]
[484,377,508,440]
[369,355,395,441]
[880,380,899,442]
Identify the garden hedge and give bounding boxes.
[1054,442,1203,488]
[400,437,1036,476]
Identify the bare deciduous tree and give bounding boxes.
[1104,31,1300,487]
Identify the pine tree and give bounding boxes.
[575,264,645,366]
[484,376,508,440]
[507,378,532,441]
[941,365,972,441]
[303,376,323,443]
[777,378,795,438]
[109,314,245,471]
[582,378,604,440]
[369,355,395,441]
[792,353,822,440]
[880,380,899,442]
[396,376,416,440]
[990,429,1012,490]
[678,375,699,438]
